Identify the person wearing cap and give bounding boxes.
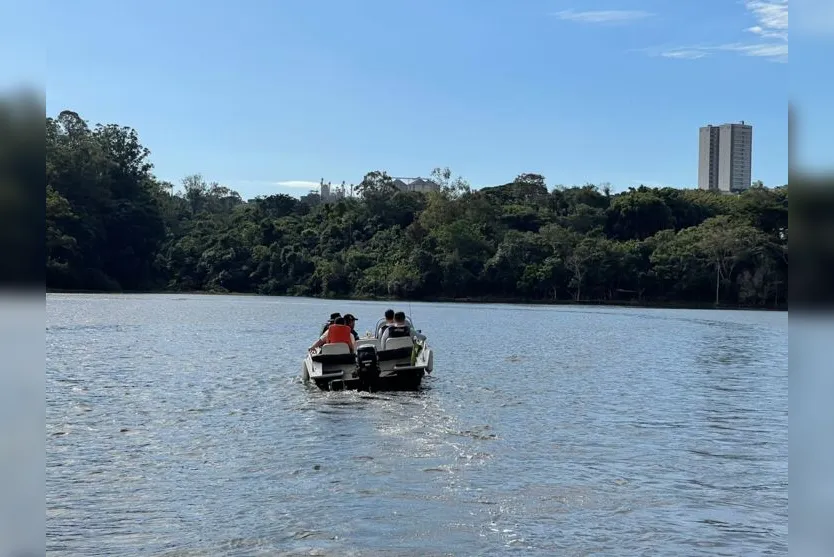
[321,312,341,335]
[343,314,360,341]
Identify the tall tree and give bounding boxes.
[43,109,789,309]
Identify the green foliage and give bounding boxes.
[45,111,789,308]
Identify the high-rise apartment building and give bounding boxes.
[698,122,753,192]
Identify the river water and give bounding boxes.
[46,294,787,556]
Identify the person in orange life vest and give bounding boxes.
[309,317,355,353]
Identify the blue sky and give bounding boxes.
[10,0,794,198]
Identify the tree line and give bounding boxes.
[46,110,788,309]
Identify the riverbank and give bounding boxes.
[46,287,788,312]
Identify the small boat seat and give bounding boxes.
[376,336,414,362]
[383,337,413,351]
[312,342,355,365]
[321,343,350,355]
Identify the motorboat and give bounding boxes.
[301,316,434,391]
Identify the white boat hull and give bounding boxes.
[302,334,433,392]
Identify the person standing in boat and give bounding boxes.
[309,317,355,354]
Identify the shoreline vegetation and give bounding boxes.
[46,287,787,312]
[46,109,788,311]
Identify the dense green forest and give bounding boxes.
[46,110,788,308]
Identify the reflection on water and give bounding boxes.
[47,295,787,556]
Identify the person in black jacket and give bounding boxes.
[379,311,415,347]
[320,312,341,335]
[343,314,361,341]
[376,308,395,337]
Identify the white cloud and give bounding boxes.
[744,0,788,40]
[661,49,708,60]
[275,180,321,189]
[657,41,787,62]
[747,24,787,41]
[550,9,654,24]
[219,179,322,189]
[654,0,788,63]
[719,41,789,60]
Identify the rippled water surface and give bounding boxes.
[46,294,787,556]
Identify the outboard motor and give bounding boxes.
[355,345,380,391]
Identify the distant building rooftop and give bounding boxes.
[391,177,440,192]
